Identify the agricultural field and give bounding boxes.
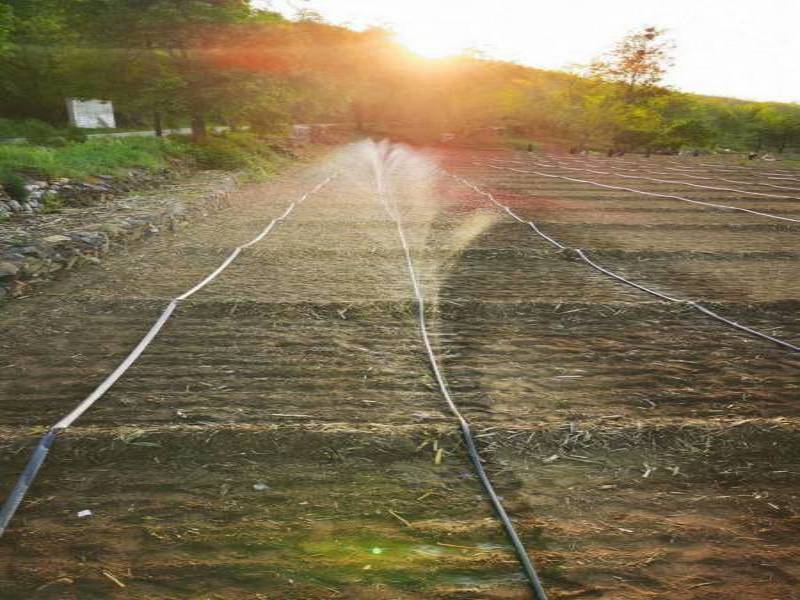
[0,142,798,599]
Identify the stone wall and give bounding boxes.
[0,173,237,300]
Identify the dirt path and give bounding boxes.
[1,143,798,599]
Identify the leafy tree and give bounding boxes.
[754,105,800,153]
[0,0,78,121]
[589,26,674,102]
[65,0,288,139]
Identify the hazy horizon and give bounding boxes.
[265,0,799,104]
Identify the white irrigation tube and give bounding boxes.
[483,163,800,224]
[526,158,800,201]
[669,162,800,183]
[451,174,799,353]
[550,157,800,193]
[696,162,800,179]
[0,175,335,536]
[374,184,549,599]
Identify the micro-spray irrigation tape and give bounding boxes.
[543,156,800,193]
[0,175,335,537]
[622,166,800,193]
[523,158,800,202]
[482,163,800,224]
[695,162,800,180]
[374,182,549,599]
[451,173,799,353]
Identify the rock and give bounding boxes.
[7,200,22,213]
[21,203,33,214]
[70,232,107,248]
[42,234,72,244]
[21,257,46,275]
[16,245,46,258]
[0,261,19,278]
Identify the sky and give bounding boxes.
[264,0,800,104]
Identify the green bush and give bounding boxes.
[65,127,88,144]
[505,137,540,151]
[0,119,89,146]
[22,121,67,147]
[247,109,291,136]
[0,137,189,180]
[2,174,29,202]
[0,118,54,139]
[188,135,257,170]
[41,191,64,213]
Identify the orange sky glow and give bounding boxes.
[265,0,800,103]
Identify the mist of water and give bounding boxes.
[321,139,500,303]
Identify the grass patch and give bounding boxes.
[0,132,290,185]
[503,136,540,151]
[0,136,189,181]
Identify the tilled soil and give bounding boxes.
[0,145,798,599]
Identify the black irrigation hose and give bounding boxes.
[375,188,549,600]
[452,174,799,354]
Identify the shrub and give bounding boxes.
[41,192,64,213]
[506,137,540,151]
[247,109,291,135]
[23,121,66,147]
[0,118,54,139]
[188,135,256,170]
[65,127,88,144]
[2,174,29,202]
[0,119,89,146]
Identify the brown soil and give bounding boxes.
[0,147,798,599]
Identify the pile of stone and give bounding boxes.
[0,173,236,300]
[0,169,172,217]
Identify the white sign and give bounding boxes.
[66,98,116,129]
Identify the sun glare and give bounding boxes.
[394,27,469,59]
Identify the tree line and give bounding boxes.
[1,0,799,153]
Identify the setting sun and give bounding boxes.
[393,24,472,59]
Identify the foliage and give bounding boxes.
[185,135,255,170]
[2,173,29,202]
[40,191,63,213]
[504,137,540,151]
[588,27,674,100]
[63,0,291,140]
[0,4,798,156]
[0,137,186,180]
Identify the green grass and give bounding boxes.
[0,132,291,192]
[503,136,540,151]
[0,137,189,181]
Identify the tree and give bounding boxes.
[0,0,78,121]
[589,27,674,102]
[66,0,288,140]
[754,105,800,153]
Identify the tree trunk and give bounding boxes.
[154,111,163,137]
[191,114,207,142]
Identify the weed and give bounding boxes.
[40,191,64,213]
[2,174,29,202]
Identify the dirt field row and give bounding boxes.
[0,145,798,598]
